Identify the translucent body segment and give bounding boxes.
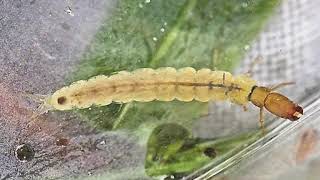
[229,75,256,104]
[175,67,196,101]
[80,75,113,106]
[109,71,135,103]
[155,67,177,101]
[131,68,157,102]
[208,71,233,101]
[194,69,211,102]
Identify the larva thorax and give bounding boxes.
[48,67,257,110]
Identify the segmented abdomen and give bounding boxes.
[50,67,256,110]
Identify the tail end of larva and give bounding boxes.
[33,103,52,118]
[21,92,53,120]
[22,93,48,103]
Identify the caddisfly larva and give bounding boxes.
[28,67,303,128]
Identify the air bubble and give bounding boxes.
[15,144,35,162]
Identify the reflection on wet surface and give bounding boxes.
[0,84,143,179]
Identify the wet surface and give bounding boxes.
[2,0,320,179]
[0,83,145,179]
[0,0,146,179]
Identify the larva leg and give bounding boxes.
[270,82,295,91]
[242,105,248,111]
[222,73,226,85]
[219,73,228,96]
[245,55,263,76]
[224,82,235,96]
[259,107,266,134]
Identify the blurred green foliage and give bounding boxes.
[72,0,280,138]
[71,0,280,178]
[145,124,260,177]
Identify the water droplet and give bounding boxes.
[164,22,167,26]
[138,3,143,8]
[153,37,158,41]
[99,140,106,145]
[244,45,250,50]
[145,0,150,3]
[160,28,165,32]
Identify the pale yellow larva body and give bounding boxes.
[47,67,257,111]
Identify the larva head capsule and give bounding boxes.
[249,86,303,121]
[264,92,303,121]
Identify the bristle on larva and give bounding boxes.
[46,67,256,110]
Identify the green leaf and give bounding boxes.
[71,0,280,139]
[144,123,261,177]
[78,125,261,179]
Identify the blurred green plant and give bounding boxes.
[80,124,261,179]
[72,0,280,138]
[71,0,280,178]
[145,123,260,177]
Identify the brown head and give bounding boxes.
[248,86,303,121]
